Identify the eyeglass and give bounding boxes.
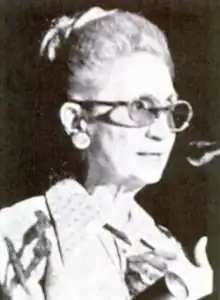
[72,95,193,133]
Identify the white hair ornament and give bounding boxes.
[40,7,117,61]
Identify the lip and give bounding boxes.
[136,152,162,156]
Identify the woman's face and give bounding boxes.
[88,53,177,185]
[68,53,177,186]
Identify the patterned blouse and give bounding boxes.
[0,179,212,300]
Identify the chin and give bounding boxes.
[129,155,168,185]
[116,161,165,188]
[135,169,163,185]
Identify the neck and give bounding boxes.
[83,152,146,202]
[85,180,143,206]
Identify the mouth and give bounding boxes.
[136,151,162,156]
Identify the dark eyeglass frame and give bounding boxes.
[70,96,193,133]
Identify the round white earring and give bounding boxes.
[71,129,91,150]
[71,119,91,150]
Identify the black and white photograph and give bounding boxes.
[0,1,219,299]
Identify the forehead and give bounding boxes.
[97,53,176,104]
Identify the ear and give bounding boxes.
[59,102,82,135]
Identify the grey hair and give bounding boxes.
[40,7,174,99]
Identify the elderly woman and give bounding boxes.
[0,6,213,300]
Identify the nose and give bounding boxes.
[144,113,172,141]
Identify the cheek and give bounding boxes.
[162,134,176,162]
[169,134,176,152]
[94,123,131,157]
[105,127,130,152]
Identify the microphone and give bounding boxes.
[186,140,220,167]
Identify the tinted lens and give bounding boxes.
[170,102,190,130]
[129,99,156,126]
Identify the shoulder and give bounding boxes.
[0,178,87,238]
[45,178,97,224]
[0,195,54,298]
[0,179,96,298]
[0,195,50,242]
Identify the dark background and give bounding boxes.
[0,1,214,203]
[0,0,219,297]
